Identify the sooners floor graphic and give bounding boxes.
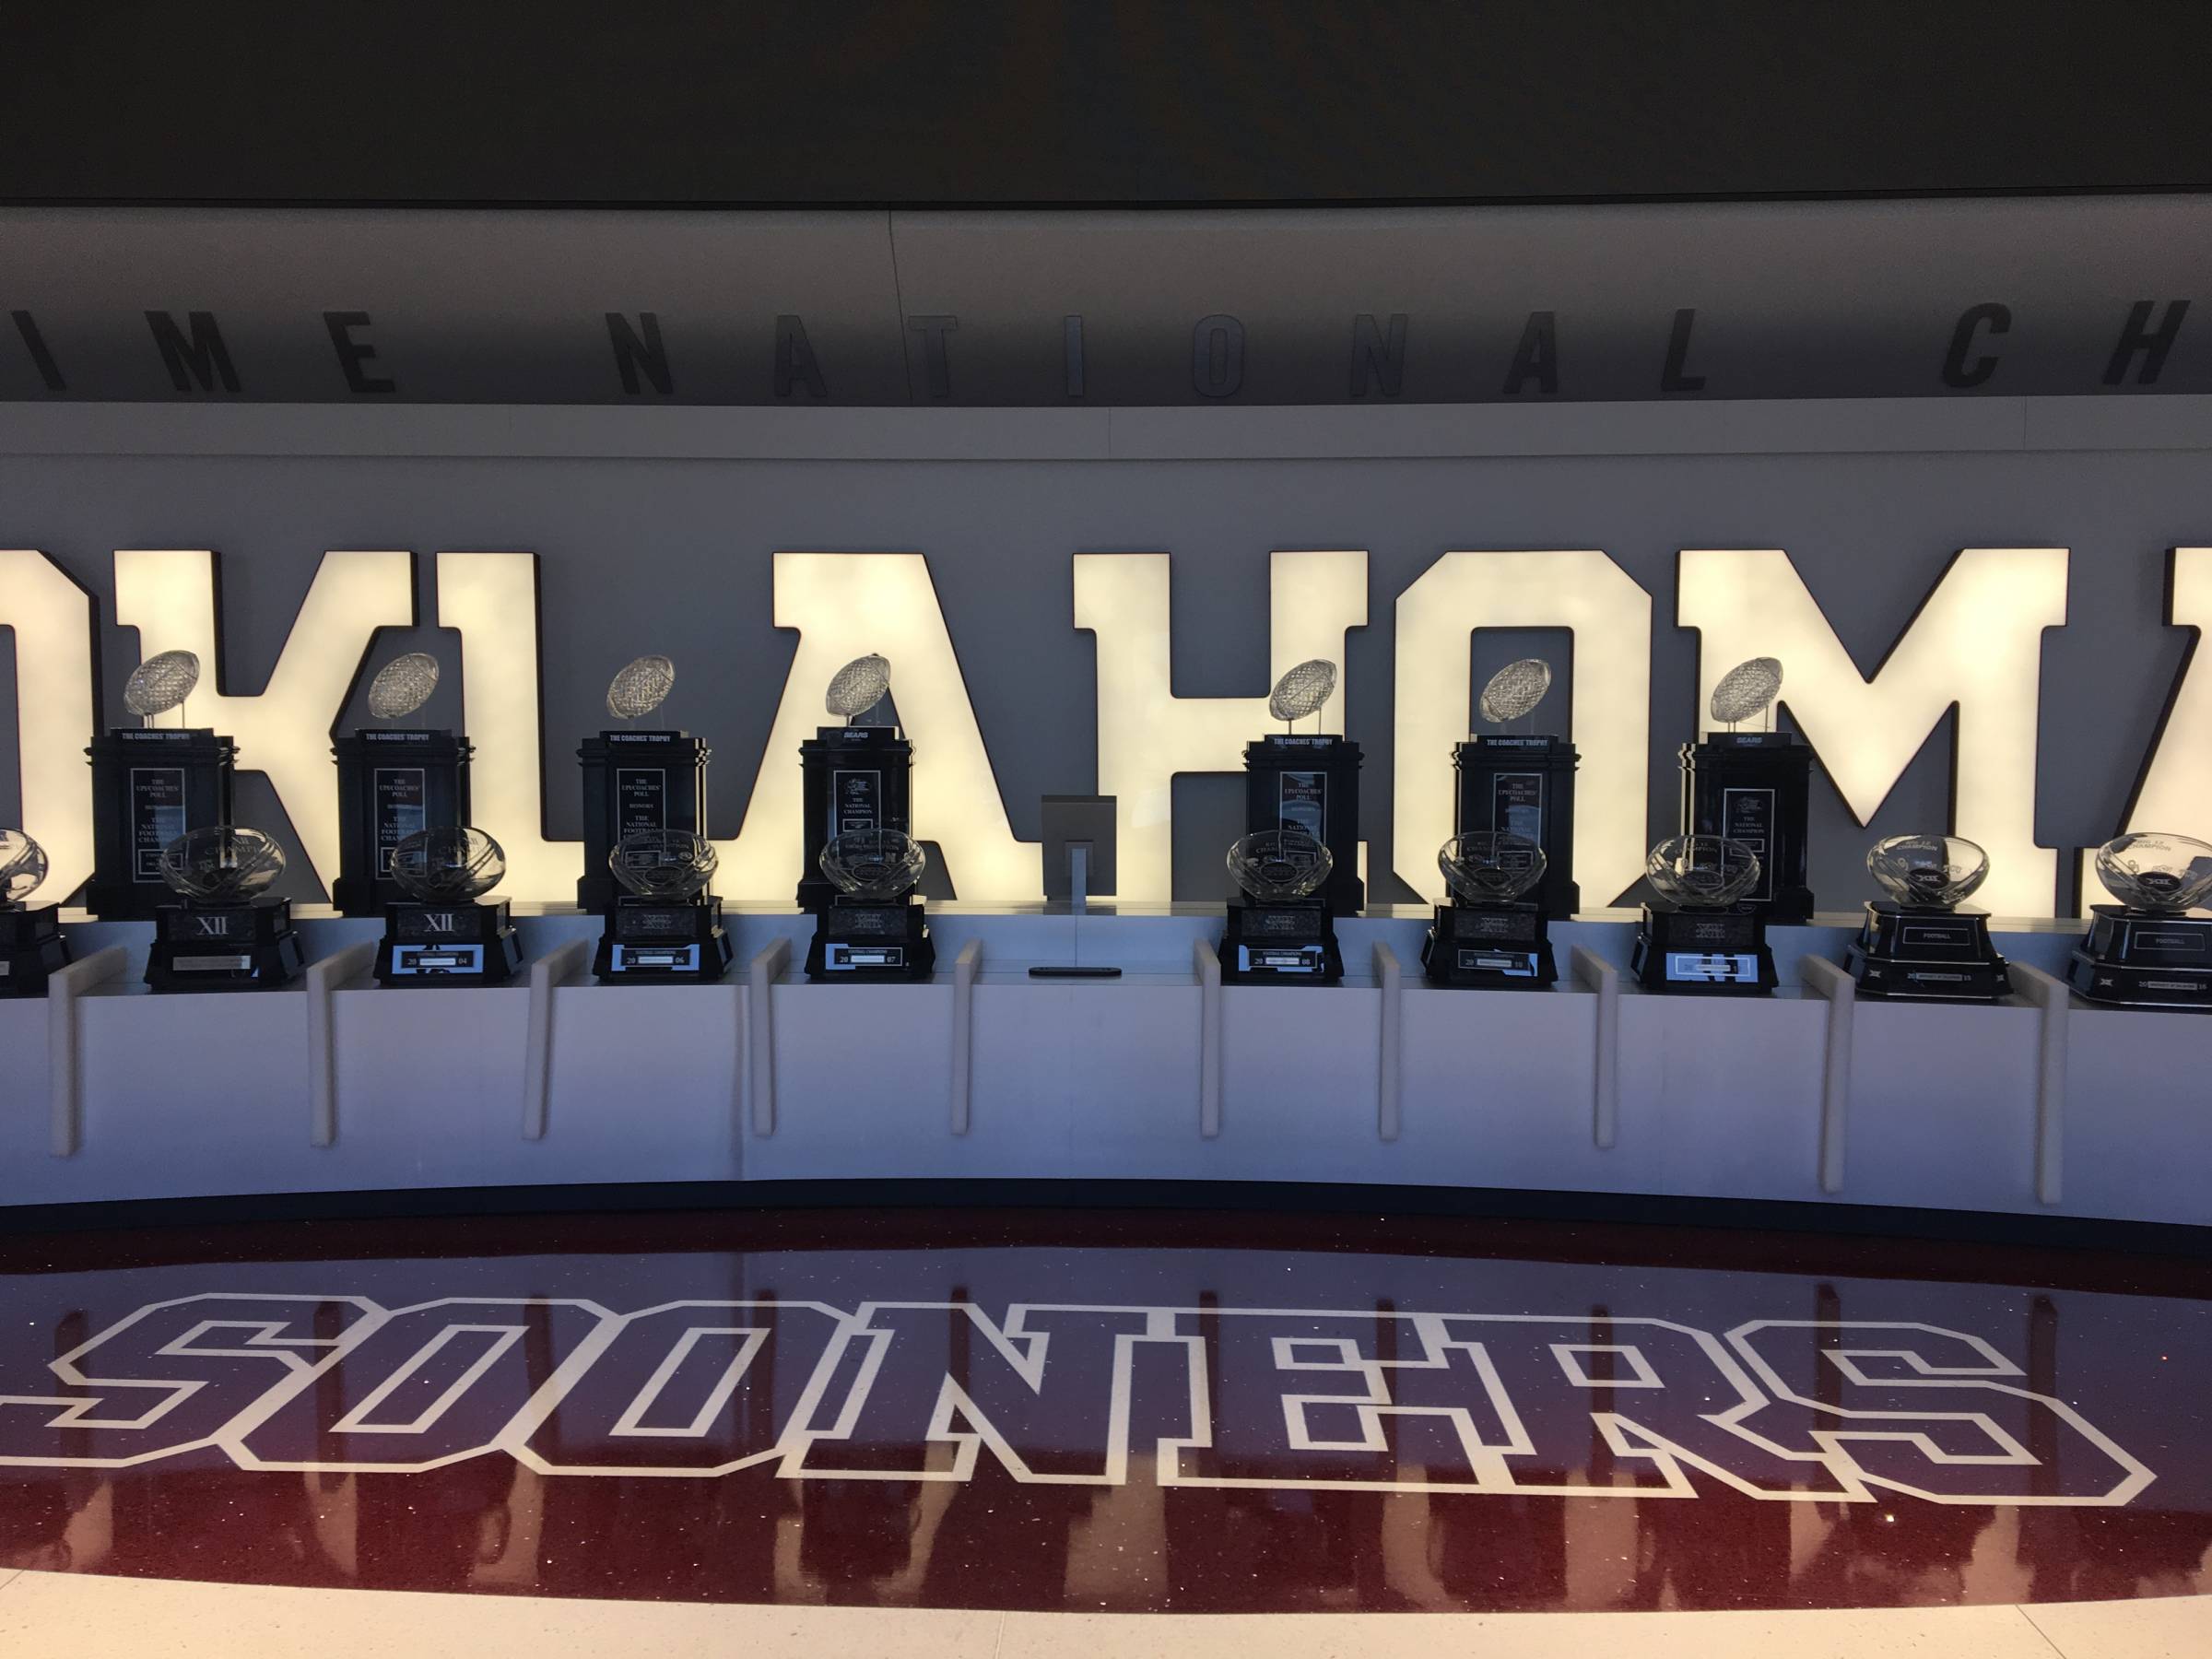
[0,1206,2205,1612]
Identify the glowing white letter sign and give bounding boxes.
[0,550,97,898]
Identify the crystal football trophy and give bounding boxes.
[373,826,522,985]
[1218,828,1343,985]
[1630,834,1777,994]
[1242,659,1363,914]
[2067,832,2212,1008]
[1844,834,2009,1001]
[0,830,70,998]
[1455,658,1581,916]
[806,827,936,981]
[88,649,239,921]
[579,655,712,912]
[1421,831,1557,989]
[594,829,734,982]
[334,651,474,917]
[1679,657,1813,923]
[144,825,305,992]
[800,654,914,911]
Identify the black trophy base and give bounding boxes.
[1421,901,1557,990]
[0,904,70,998]
[1846,900,2010,1003]
[2067,906,2212,1009]
[146,899,305,993]
[1630,901,1776,995]
[375,900,522,987]
[594,895,735,982]
[806,897,935,982]
[1218,897,1344,985]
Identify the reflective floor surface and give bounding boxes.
[0,1203,2206,1615]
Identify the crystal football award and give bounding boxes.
[144,825,305,992]
[1218,828,1343,985]
[1244,660,1363,915]
[1456,656,1581,916]
[88,648,238,921]
[800,654,913,911]
[806,827,936,980]
[334,652,473,918]
[373,826,523,986]
[1845,834,2009,1001]
[1630,834,1777,994]
[1678,656,1813,923]
[1421,831,1557,990]
[0,830,70,998]
[2067,832,2212,1008]
[579,655,710,912]
[594,830,734,982]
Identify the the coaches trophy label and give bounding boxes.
[0,830,69,998]
[1845,834,2009,1002]
[1218,828,1343,985]
[579,654,712,912]
[595,829,733,982]
[374,825,522,986]
[2068,831,2212,1008]
[1679,656,1814,924]
[1455,657,1581,916]
[800,653,913,911]
[806,826,935,981]
[1244,658,1362,914]
[1630,833,1776,995]
[88,649,238,922]
[334,652,473,917]
[145,824,304,992]
[1422,830,1556,990]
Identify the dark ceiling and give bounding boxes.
[4,1,2208,206]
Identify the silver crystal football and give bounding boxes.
[826,653,891,720]
[1478,658,1553,724]
[1267,658,1337,724]
[367,652,440,720]
[124,649,202,718]
[606,654,676,721]
[1710,656,1783,725]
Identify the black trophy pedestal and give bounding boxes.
[1421,901,1557,990]
[799,725,913,911]
[333,729,473,916]
[806,896,935,982]
[86,728,237,920]
[594,895,735,982]
[578,731,710,912]
[1453,736,1581,915]
[146,899,304,993]
[1846,901,2009,1002]
[1243,735,1363,914]
[374,900,522,986]
[2067,906,2212,1009]
[1219,897,1344,985]
[1630,902,1776,995]
[0,904,69,998]
[1680,734,1814,924]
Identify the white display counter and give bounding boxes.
[2,903,2206,1230]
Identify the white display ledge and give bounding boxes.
[2,905,2206,1230]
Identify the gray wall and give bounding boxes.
[1,398,2206,912]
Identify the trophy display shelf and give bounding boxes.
[373,827,522,987]
[594,830,734,982]
[1844,835,2008,1003]
[1421,831,1557,990]
[0,830,68,998]
[1218,829,1343,985]
[144,826,305,993]
[85,727,238,921]
[1629,834,1777,995]
[806,827,936,982]
[2068,832,2212,1009]
[332,728,473,916]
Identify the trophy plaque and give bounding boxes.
[1218,828,1343,985]
[1243,658,1362,914]
[374,826,522,986]
[334,651,470,917]
[578,655,712,912]
[594,829,734,982]
[87,650,238,921]
[1679,657,1814,924]
[0,830,69,998]
[799,653,912,911]
[806,827,935,982]
[1845,834,2009,1002]
[145,825,305,992]
[1455,657,1580,915]
[1422,831,1557,990]
[2068,832,2212,1008]
[1630,834,1777,995]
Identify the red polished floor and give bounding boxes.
[0,1203,2206,1613]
